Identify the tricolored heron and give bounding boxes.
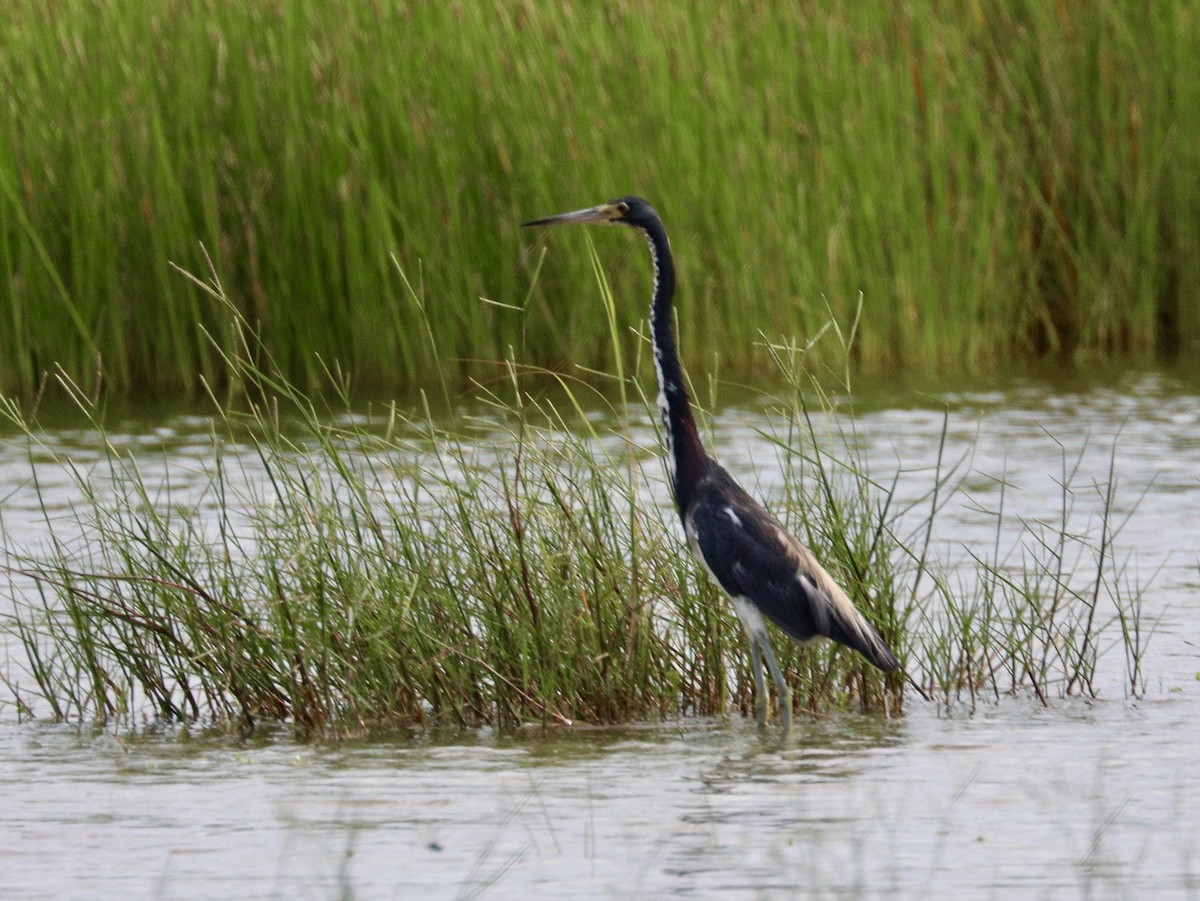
[522,196,900,730]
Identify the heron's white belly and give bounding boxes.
[683,516,770,643]
[730,596,770,642]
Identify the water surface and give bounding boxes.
[2,367,1198,898]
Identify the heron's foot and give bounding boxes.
[754,695,768,731]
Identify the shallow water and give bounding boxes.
[3,703,1198,899]
[2,367,1199,899]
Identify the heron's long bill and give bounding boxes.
[521,202,624,228]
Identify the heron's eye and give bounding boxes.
[617,202,629,215]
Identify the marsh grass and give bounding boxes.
[1,259,1149,734]
[915,450,1150,707]
[1,2,1197,396]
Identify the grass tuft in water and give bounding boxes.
[0,266,1149,735]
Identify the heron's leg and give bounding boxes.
[759,633,792,733]
[748,640,767,729]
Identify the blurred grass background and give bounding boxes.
[2,0,1196,396]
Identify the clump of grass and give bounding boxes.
[0,266,1148,735]
[914,443,1151,706]
[1,2,1197,396]
[1,264,730,734]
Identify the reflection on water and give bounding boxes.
[2,366,1199,898]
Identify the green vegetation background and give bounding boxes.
[2,1,1196,396]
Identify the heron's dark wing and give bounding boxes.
[686,473,899,671]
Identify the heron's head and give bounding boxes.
[522,196,658,231]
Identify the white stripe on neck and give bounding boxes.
[643,227,676,485]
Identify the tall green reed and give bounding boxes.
[1,2,1196,396]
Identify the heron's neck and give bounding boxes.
[641,218,708,516]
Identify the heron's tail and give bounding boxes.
[823,602,901,672]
